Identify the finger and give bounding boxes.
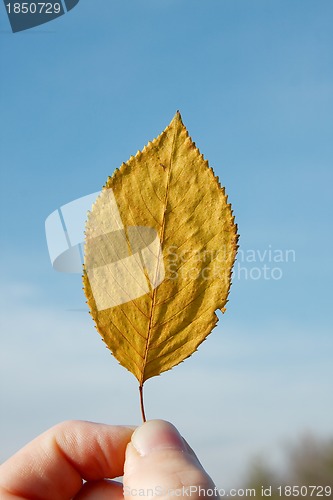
[74,479,123,500]
[123,420,218,499]
[0,420,134,500]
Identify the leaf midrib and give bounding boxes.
[139,122,178,386]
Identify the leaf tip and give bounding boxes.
[174,110,183,123]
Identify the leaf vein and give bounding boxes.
[152,282,218,331]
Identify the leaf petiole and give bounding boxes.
[139,385,147,423]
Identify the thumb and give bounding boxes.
[123,420,218,499]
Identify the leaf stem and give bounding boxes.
[139,385,147,423]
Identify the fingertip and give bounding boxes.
[123,420,217,495]
[131,420,187,456]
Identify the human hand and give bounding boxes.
[0,419,218,499]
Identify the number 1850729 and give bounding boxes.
[6,3,62,14]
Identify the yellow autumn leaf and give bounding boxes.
[83,112,238,418]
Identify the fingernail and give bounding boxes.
[131,420,187,456]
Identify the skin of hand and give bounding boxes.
[0,419,218,499]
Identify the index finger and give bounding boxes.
[0,420,134,500]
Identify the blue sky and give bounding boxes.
[1,0,332,488]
